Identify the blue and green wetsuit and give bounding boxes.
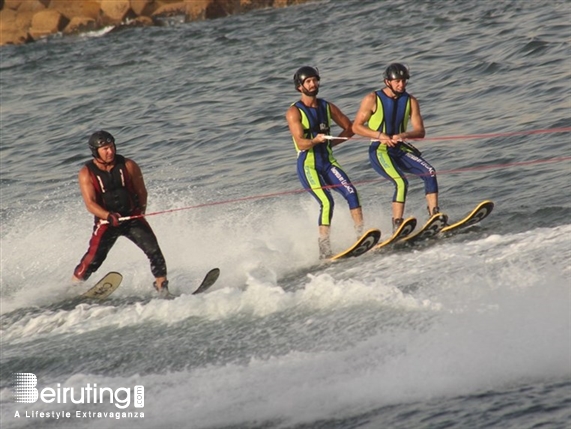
[368,90,438,204]
[293,99,361,226]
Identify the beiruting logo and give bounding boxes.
[13,373,144,409]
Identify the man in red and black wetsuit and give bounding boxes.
[73,130,169,293]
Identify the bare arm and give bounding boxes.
[328,102,354,147]
[354,92,425,147]
[125,159,147,214]
[285,105,327,151]
[353,92,383,140]
[353,92,397,147]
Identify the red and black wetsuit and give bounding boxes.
[73,155,167,281]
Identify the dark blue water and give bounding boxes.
[1,1,570,428]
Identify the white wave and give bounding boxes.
[2,223,569,345]
[154,272,569,429]
[3,264,565,429]
[79,26,115,39]
[1,272,437,343]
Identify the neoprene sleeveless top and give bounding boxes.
[85,155,139,217]
[292,99,332,154]
[368,90,411,135]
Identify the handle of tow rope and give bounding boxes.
[323,135,350,140]
[322,135,423,154]
[322,135,389,141]
[100,214,143,225]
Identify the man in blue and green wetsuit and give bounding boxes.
[286,66,364,259]
[353,63,441,232]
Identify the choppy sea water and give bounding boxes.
[1,0,570,428]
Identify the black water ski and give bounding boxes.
[160,268,221,299]
[192,268,221,295]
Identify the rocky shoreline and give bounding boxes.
[0,0,315,47]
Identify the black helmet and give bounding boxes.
[293,66,320,91]
[383,63,410,80]
[88,130,115,158]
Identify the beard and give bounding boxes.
[301,87,319,97]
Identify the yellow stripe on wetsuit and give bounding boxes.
[369,92,411,203]
[293,100,341,226]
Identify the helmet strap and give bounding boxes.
[385,80,403,98]
[92,144,116,166]
[95,156,115,167]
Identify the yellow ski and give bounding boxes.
[375,217,417,250]
[81,272,123,300]
[330,229,381,261]
[441,200,494,234]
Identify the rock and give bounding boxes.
[0,8,32,45]
[50,0,101,21]
[100,0,134,23]
[184,0,308,21]
[14,0,49,13]
[152,1,185,18]
[63,16,98,34]
[0,0,316,46]
[129,15,154,26]
[240,0,273,13]
[3,0,20,11]
[130,0,156,17]
[184,0,210,21]
[184,0,243,20]
[29,9,69,40]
